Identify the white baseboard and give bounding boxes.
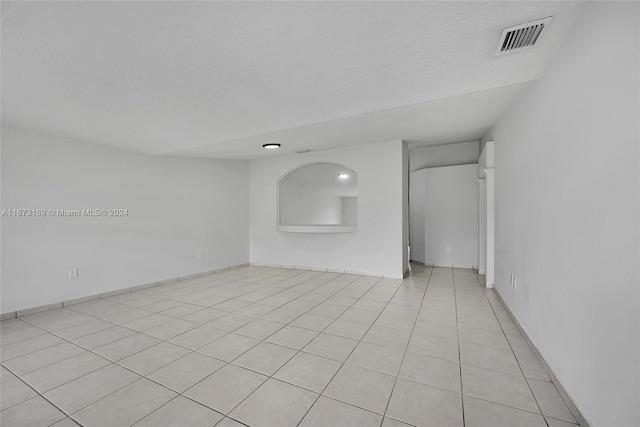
[493,288,592,427]
[249,263,403,279]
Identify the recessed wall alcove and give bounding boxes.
[277,162,358,233]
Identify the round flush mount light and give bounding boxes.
[338,173,349,179]
[262,143,281,149]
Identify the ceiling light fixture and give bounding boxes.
[338,173,349,179]
[262,143,281,149]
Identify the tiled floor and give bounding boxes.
[1,265,579,427]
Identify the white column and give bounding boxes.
[477,178,487,277]
[484,168,495,288]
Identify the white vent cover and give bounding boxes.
[496,17,553,55]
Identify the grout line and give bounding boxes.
[193,275,385,421]
[293,273,420,426]
[378,263,433,427]
[2,265,506,427]
[452,266,467,427]
[478,278,553,426]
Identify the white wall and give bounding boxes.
[409,141,479,171]
[409,167,426,263]
[402,141,409,275]
[1,125,250,313]
[279,182,343,225]
[410,164,479,268]
[490,3,639,426]
[250,140,405,277]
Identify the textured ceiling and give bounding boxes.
[1,1,584,159]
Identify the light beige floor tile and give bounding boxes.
[44,364,140,414]
[182,308,228,324]
[399,351,461,393]
[216,417,246,427]
[0,325,47,347]
[0,365,16,382]
[407,333,459,361]
[0,396,66,426]
[303,333,358,361]
[515,351,550,381]
[148,352,225,393]
[300,396,382,427]
[184,364,267,414]
[1,333,65,362]
[412,319,458,339]
[382,417,414,427]
[274,352,342,393]
[22,309,94,331]
[310,304,349,318]
[461,365,539,413]
[458,327,510,350]
[283,300,318,312]
[464,395,547,427]
[291,313,336,331]
[339,308,380,324]
[134,396,224,426]
[71,326,136,349]
[233,342,296,375]
[121,313,173,332]
[93,333,160,361]
[161,303,206,318]
[142,299,183,313]
[51,417,82,427]
[101,308,154,325]
[324,296,358,307]
[351,299,387,313]
[3,342,86,375]
[1,318,44,336]
[386,378,463,427]
[214,299,252,312]
[21,351,110,392]
[261,307,304,324]
[197,333,259,362]
[506,332,533,353]
[363,326,411,350]
[118,341,191,375]
[235,303,276,318]
[230,378,318,427]
[346,342,404,376]
[324,364,395,414]
[207,313,255,331]
[324,319,371,340]
[74,378,176,427]
[418,308,457,325]
[545,417,579,427]
[144,318,199,340]
[168,325,227,350]
[233,319,284,340]
[528,378,576,423]
[383,303,420,318]
[1,378,37,410]
[53,319,114,340]
[266,325,319,350]
[374,314,415,332]
[460,341,521,375]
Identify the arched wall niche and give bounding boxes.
[277,162,358,233]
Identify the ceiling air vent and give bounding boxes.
[496,17,553,55]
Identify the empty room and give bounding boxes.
[1,1,638,427]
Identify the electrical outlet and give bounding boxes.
[198,251,205,260]
[379,252,385,260]
[446,247,451,253]
[511,274,517,289]
[68,268,79,279]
